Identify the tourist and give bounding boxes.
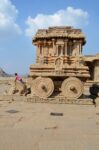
[14,73,24,84]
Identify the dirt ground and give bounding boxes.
[0,100,99,150]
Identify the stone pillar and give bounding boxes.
[36,45,39,56]
[43,41,46,56]
[43,41,47,56]
[64,39,68,55]
[36,44,41,63]
[44,42,49,56]
[56,45,58,56]
[79,41,82,56]
[61,45,64,56]
[52,39,56,56]
[94,61,99,81]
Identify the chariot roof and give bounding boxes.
[33,26,86,44]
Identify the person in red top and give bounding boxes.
[14,73,30,96]
[14,73,24,84]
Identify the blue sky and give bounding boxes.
[0,0,99,74]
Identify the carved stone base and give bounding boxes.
[26,96,93,105]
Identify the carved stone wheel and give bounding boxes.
[61,77,84,99]
[33,77,54,98]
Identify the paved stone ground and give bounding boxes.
[0,100,99,150]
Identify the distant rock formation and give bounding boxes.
[0,68,10,77]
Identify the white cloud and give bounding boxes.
[0,0,22,38]
[25,6,89,37]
